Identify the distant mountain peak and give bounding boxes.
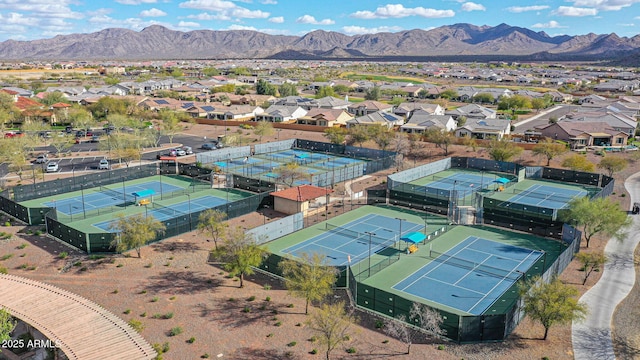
[0,23,636,63]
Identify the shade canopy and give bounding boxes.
[494,177,511,184]
[401,232,426,244]
[132,189,155,198]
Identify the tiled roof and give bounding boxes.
[272,184,334,201]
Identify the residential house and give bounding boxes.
[314,96,351,110]
[185,105,217,118]
[400,111,456,134]
[209,105,264,121]
[296,108,353,127]
[555,111,637,137]
[537,121,629,148]
[347,100,393,116]
[272,96,318,109]
[1,87,33,97]
[455,119,511,139]
[446,104,497,121]
[346,111,404,129]
[1,89,48,124]
[547,90,574,103]
[255,105,307,123]
[393,102,444,118]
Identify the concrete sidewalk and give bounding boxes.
[572,171,640,359]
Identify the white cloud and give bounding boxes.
[179,0,268,20]
[342,25,403,34]
[617,23,635,26]
[116,0,158,4]
[268,16,284,23]
[140,8,167,17]
[187,12,231,21]
[461,2,486,12]
[0,2,83,20]
[553,6,598,16]
[296,15,335,25]
[178,21,200,27]
[350,4,455,19]
[506,5,550,13]
[570,0,640,11]
[531,20,567,29]
[260,0,277,4]
[227,24,257,31]
[230,8,269,18]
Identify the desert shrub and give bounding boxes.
[169,327,183,336]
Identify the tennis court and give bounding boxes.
[43,181,184,216]
[506,184,587,209]
[91,194,228,232]
[282,213,424,266]
[393,236,543,315]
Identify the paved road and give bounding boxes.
[512,104,579,134]
[572,171,640,359]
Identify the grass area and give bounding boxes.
[340,72,425,84]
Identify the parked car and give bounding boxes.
[46,162,59,173]
[173,148,186,156]
[182,146,193,155]
[98,159,110,170]
[76,130,86,137]
[201,142,218,150]
[90,135,100,143]
[34,154,48,164]
[4,131,23,138]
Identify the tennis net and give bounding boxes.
[325,223,397,246]
[432,175,485,188]
[429,249,523,281]
[99,186,136,203]
[512,188,580,202]
[151,202,187,218]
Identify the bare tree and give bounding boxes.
[409,303,446,339]
[384,314,415,354]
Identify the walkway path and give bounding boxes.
[572,171,640,359]
[0,274,156,360]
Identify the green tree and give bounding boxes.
[424,128,455,156]
[274,162,309,187]
[561,154,595,172]
[461,136,478,152]
[575,252,607,285]
[40,92,68,106]
[472,92,495,104]
[0,308,16,347]
[487,138,523,162]
[110,213,166,258]
[364,86,381,101]
[531,98,547,113]
[158,110,182,144]
[347,125,370,147]
[253,121,274,142]
[315,86,336,99]
[561,197,630,248]
[279,252,338,314]
[332,84,350,94]
[519,276,587,340]
[498,94,532,114]
[532,139,568,166]
[49,133,75,156]
[278,83,298,97]
[306,302,355,360]
[369,125,395,153]
[323,127,348,145]
[219,226,265,288]
[439,89,458,100]
[202,67,220,76]
[197,209,228,251]
[598,156,627,177]
[256,79,277,96]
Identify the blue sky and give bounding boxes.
[0,0,639,42]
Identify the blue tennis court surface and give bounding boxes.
[44,181,184,216]
[282,214,424,266]
[92,195,228,232]
[506,184,587,209]
[426,173,494,199]
[393,237,543,315]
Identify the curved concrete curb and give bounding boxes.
[572,172,640,359]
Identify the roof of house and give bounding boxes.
[302,108,350,121]
[271,184,334,202]
[348,111,403,125]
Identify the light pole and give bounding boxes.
[263,205,269,224]
[395,217,405,248]
[364,231,376,277]
[187,193,192,230]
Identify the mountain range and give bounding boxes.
[1,23,639,63]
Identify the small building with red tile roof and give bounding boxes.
[271,184,334,215]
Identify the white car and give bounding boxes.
[35,154,48,164]
[98,159,110,170]
[173,148,187,156]
[46,162,59,172]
